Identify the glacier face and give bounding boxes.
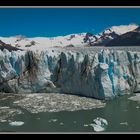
[0,47,140,100]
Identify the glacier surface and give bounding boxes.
[0,47,140,100]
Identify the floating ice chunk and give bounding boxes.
[90,123,105,132]
[93,117,108,126]
[90,117,108,132]
[48,119,58,123]
[128,95,140,102]
[37,118,41,120]
[52,119,57,122]
[0,120,7,123]
[136,106,139,109]
[49,109,57,112]
[60,122,64,125]
[13,101,20,104]
[84,124,89,127]
[120,122,128,126]
[9,121,24,126]
[0,106,10,109]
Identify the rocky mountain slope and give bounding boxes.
[84,24,138,46]
[106,26,140,46]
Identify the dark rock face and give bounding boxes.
[0,40,22,52]
[94,32,119,46]
[106,27,140,46]
[83,31,120,46]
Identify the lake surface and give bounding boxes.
[0,93,140,133]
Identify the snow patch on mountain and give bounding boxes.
[0,33,88,51]
[110,24,138,35]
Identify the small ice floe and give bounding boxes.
[49,109,57,112]
[120,122,128,126]
[84,124,89,127]
[73,121,77,124]
[90,123,105,132]
[128,95,140,102]
[90,117,108,132]
[60,122,64,125]
[9,121,24,126]
[0,120,7,123]
[136,106,139,109]
[48,119,58,123]
[13,101,20,104]
[0,106,10,109]
[36,118,41,120]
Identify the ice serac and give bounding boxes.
[0,48,140,100]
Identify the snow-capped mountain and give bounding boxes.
[0,24,138,51]
[83,24,138,46]
[106,26,140,46]
[0,33,88,51]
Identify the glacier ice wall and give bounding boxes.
[0,48,139,100]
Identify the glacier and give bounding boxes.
[0,47,140,100]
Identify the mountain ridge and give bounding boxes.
[0,23,139,51]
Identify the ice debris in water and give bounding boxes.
[12,93,105,113]
[9,121,24,126]
[0,107,23,122]
[48,119,58,123]
[60,122,64,125]
[0,107,10,109]
[128,94,140,102]
[90,117,108,132]
[0,120,7,123]
[84,124,89,127]
[120,122,128,126]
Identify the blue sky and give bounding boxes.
[0,8,140,37]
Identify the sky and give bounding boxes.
[0,8,140,37]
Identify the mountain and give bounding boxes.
[83,24,138,46]
[106,26,140,46]
[0,33,88,51]
[0,24,138,51]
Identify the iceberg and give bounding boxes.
[9,121,24,126]
[90,117,108,132]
